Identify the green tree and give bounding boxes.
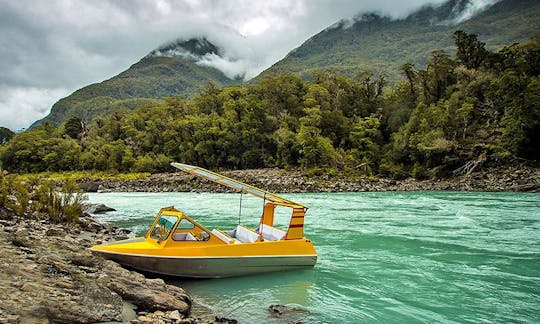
[64,117,84,139]
[453,30,488,69]
[0,127,14,144]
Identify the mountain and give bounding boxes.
[36,38,240,127]
[0,127,14,144]
[255,0,540,82]
[35,0,540,128]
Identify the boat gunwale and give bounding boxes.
[89,248,317,259]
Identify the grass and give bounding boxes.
[18,171,152,181]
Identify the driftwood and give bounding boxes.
[453,154,487,176]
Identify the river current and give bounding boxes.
[88,191,540,323]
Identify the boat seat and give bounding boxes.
[211,229,235,244]
[233,225,260,243]
[259,224,286,241]
[173,232,198,241]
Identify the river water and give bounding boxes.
[88,191,540,323]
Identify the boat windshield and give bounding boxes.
[150,214,178,241]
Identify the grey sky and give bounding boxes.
[2,0,489,131]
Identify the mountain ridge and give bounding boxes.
[34,38,239,127]
[255,0,540,82]
[34,0,539,127]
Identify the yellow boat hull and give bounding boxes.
[90,164,319,279]
[91,237,317,278]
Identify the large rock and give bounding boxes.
[0,217,195,323]
[100,261,191,314]
[84,203,116,214]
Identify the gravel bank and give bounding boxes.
[78,163,540,193]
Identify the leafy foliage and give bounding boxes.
[0,172,87,222]
[0,127,14,144]
[1,32,539,179]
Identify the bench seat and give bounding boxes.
[259,224,286,241]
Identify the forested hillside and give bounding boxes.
[33,0,540,129]
[256,0,540,83]
[2,32,538,179]
[36,38,239,127]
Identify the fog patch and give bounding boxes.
[196,53,249,80]
[452,0,500,24]
[0,87,69,131]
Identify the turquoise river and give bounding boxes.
[88,191,540,323]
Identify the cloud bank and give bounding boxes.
[0,0,497,131]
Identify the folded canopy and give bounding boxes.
[170,162,306,208]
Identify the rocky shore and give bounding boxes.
[0,208,221,324]
[79,162,540,193]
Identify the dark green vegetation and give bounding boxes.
[256,0,540,83]
[2,32,539,179]
[0,127,14,144]
[36,38,239,127]
[35,0,540,129]
[0,172,87,222]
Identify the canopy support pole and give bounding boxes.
[238,191,243,225]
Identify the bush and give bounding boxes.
[0,173,87,223]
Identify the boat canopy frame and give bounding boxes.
[171,163,308,240]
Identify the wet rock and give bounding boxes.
[78,214,107,233]
[102,261,191,314]
[268,304,307,321]
[0,211,206,324]
[214,316,238,324]
[84,203,116,214]
[11,228,31,248]
[168,309,182,320]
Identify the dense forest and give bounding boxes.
[1,31,538,179]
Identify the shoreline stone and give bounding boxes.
[0,212,219,324]
[78,162,540,194]
[84,203,116,214]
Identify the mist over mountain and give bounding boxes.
[34,0,539,128]
[256,0,538,82]
[35,38,240,127]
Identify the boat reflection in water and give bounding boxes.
[90,163,317,278]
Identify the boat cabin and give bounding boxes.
[146,202,306,246]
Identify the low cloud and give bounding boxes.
[452,0,500,24]
[0,87,69,131]
[196,54,249,80]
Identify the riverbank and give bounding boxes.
[0,208,221,323]
[78,162,540,193]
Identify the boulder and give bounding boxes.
[268,304,308,322]
[11,227,32,247]
[84,204,116,214]
[101,261,191,315]
[0,216,201,323]
[78,214,107,233]
[78,181,100,192]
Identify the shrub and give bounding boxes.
[0,173,87,223]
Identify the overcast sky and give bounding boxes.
[0,0,483,131]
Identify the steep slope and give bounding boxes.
[255,0,540,82]
[37,38,239,127]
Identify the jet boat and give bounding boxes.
[90,163,317,278]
